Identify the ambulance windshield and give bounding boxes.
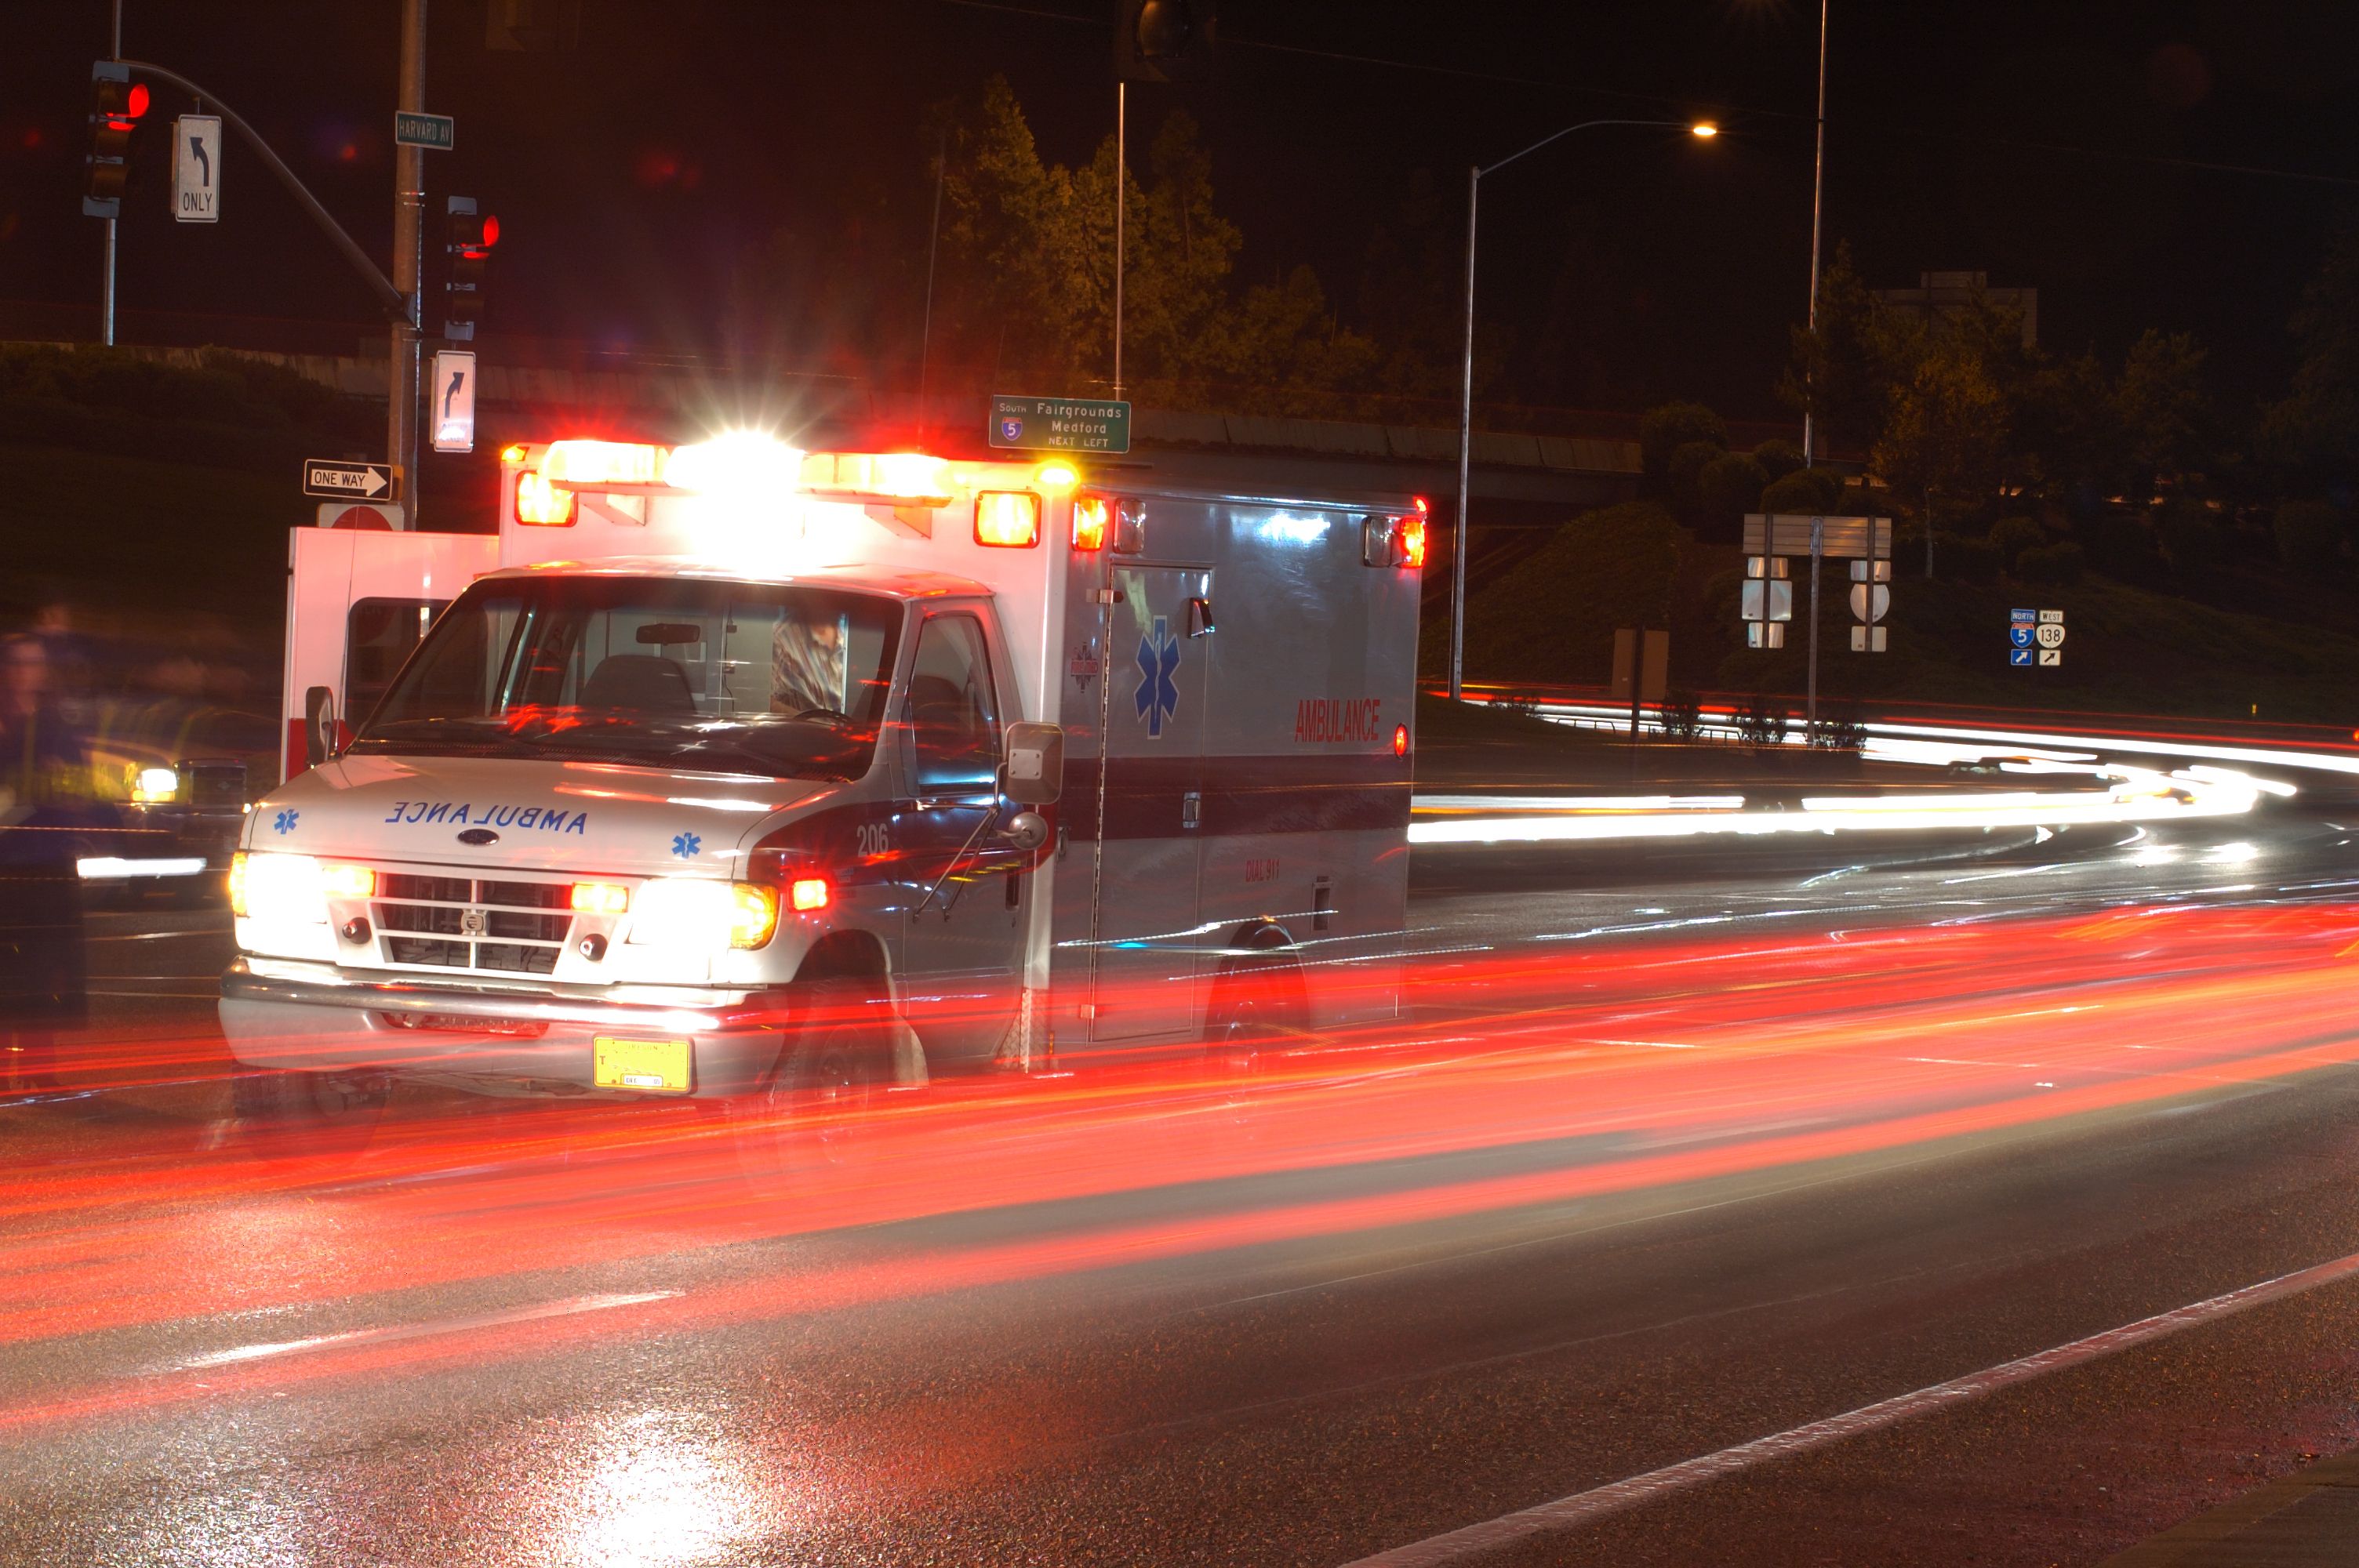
[351,576,903,781]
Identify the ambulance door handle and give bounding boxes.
[1182,790,1201,830]
[1092,589,1125,605]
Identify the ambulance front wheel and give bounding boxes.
[725,981,895,1195]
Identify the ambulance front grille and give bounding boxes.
[374,871,572,977]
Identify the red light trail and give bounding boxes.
[3,901,2356,1436]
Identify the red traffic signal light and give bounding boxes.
[443,196,497,339]
[84,62,149,216]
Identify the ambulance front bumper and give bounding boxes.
[217,956,792,1097]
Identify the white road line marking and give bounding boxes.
[169,1291,676,1373]
[1339,1247,2359,1566]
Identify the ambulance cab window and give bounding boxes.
[346,598,449,731]
[353,576,901,782]
[906,614,1001,797]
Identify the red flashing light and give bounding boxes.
[514,469,576,526]
[1393,724,1409,758]
[125,83,150,118]
[481,215,500,247]
[1398,510,1428,569]
[975,491,1041,547]
[1072,495,1110,551]
[790,877,830,912]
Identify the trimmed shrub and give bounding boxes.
[1668,440,1723,519]
[1752,438,1805,481]
[2274,499,2343,573]
[1639,401,1726,487]
[1764,464,1830,514]
[1660,690,1703,740]
[1987,514,2045,572]
[1696,451,1770,541]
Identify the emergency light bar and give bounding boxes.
[801,451,953,507]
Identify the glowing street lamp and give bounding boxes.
[1448,118,1721,701]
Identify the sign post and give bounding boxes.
[170,114,220,223]
[1742,514,1892,729]
[987,394,1132,455]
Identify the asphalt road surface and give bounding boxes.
[8,786,2359,1566]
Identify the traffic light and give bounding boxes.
[1114,0,1216,82]
[442,195,499,339]
[83,60,150,219]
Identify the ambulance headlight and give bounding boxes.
[627,878,779,952]
[129,765,180,804]
[231,852,328,924]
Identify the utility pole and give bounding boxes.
[1111,82,1125,400]
[1800,0,1827,464]
[388,0,427,528]
[102,0,122,346]
[1807,514,1823,731]
[1450,162,1477,701]
[917,127,946,441]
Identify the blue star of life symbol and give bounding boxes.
[671,832,702,858]
[271,809,298,834]
[1134,615,1181,739]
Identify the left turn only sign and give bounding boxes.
[172,115,220,223]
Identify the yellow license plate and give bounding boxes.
[593,1036,692,1093]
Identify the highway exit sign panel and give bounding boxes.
[394,111,454,150]
[989,395,1131,454]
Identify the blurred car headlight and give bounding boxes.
[231,851,328,924]
[129,764,180,804]
[627,877,778,952]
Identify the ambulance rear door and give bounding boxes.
[1072,552,1215,1045]
[282,527,498,782]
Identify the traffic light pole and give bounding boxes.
[102,0,120,347]
[388,0,427,528]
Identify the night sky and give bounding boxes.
[4,1,2355,423]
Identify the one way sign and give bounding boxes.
[302,459,392,499]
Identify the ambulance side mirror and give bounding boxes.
[1000,721,1063,808]
[304,686,337,766]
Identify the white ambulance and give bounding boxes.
[221,434,1425,1104]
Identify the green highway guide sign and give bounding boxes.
[989,394,1131,454]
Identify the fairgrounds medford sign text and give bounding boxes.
[988,394,1132,455]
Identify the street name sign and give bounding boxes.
[988,394,1131,454]
[394,111,455,151]
[171,115,220,223]
[303,459,392,499]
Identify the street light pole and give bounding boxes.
[388,0,427,529]
[1449,118,1714,702]
[1449,162,1476,701]
[1801,0,1827,465]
